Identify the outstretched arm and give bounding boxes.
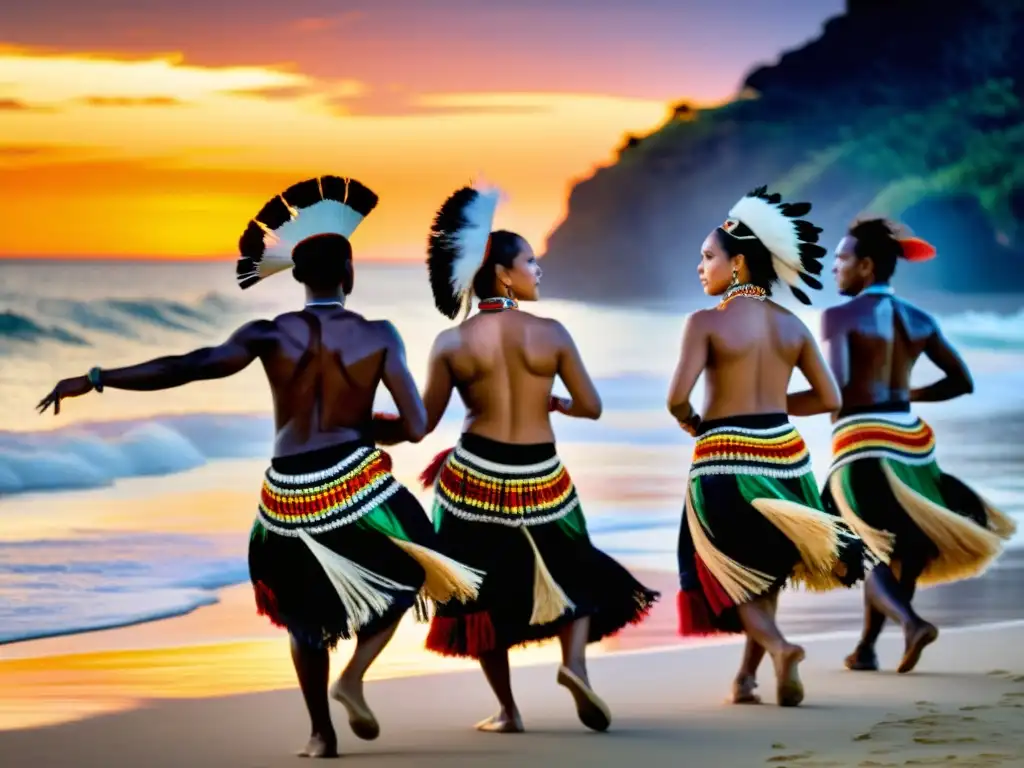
[788,324,842,417]
[552,321,602,419]
[372,322,427,445]
[37,320,272,415]
[912,323,973,402]
[421,331,456,435]
[667,313,707,435]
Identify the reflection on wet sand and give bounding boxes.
[4,550,1024,732]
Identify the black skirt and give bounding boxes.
[248,440,479,650]
[424,434,659,658]
[821,404,1015,586]
[677,414,865,636]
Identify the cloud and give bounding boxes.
[224,84,316,101]
[79,95,185,107]
[290,11,365,33]
[0,97,52,111]
[0,144,60,158]
[0,46,307,107]
[327,90,554,118]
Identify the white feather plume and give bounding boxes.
[450,183,502,300]
[728,195,804,288]
[262,198,366,264]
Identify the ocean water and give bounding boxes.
[1,259,1022,645]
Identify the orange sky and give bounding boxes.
[0,2,844,260]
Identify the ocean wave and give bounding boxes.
[0,282,1022,354]
[4,354,1024,497]
[0,416,273,496]
[0,532,247,645]
[0,291,242,352]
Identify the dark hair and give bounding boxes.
[847,218,904,283]
[713,226,777,295]
[471,230,524,300]
[291,234,353,293]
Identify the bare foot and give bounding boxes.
[330,675,380,741]
[297,731,339,758]
[844,645,879,671]
[773,644,806,707]
[556,665,612,732]
[730,674,761,704]
[475,710,524,733]
[898,621,938,674]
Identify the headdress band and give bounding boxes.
[235,175,379,290]
[718,186,826,305]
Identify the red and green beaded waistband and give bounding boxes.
[258,447,400,536]
[435,443,579,527]
[690,423,811,480]
[829,412,936,475]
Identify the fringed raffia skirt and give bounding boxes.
[247,440,484,650]
[421,434,659,659]
[821,404,1016,587]
[677,414,864,636]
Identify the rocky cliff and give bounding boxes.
[540,0,1024,304]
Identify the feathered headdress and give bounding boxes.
[898,237,936,262]
[236,175,379,289]
[427,181,503,319]
[719,185,826,305]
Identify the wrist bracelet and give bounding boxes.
[87,367,104,393]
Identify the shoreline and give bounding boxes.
[5,550,1024,733]
[3,623,1023,767]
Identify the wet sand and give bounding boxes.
[4,550,1024,736]
[2,621,1023,767]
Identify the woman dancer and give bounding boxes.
[414,182,659,734]
[670,186,863,707]
[38,175,483,758]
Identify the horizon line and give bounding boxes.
[0,254,428,263]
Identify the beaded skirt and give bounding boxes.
[677,414,864,636]
[422,433,659,658]
[248,441,483,649]
[822,405,1016,586]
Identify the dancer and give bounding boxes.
[821,218,1016,673]
[413,182,658,734]
[37,175,483,758]
[670,186,862,708]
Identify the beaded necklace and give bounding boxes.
[718,283,767,309]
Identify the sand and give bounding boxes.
[0,620,1022,767]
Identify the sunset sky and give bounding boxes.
[0,0,843,260]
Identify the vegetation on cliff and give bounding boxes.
[540,0,1024,302]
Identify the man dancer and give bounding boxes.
[37,175,483,758]
[821,218,1016,674]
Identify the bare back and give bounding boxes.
[261,308,393,456]
[823,294,947,410]
[424,310,601,445]
[445,312,562,443]
[700,299,809,420]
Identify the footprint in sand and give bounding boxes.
[767,752,813,763]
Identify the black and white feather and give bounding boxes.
[723,185,826,305]
[236,175,379,290]
[426,181,502,318]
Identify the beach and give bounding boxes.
[1,260,1023,764]
[2,614,1023,767]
